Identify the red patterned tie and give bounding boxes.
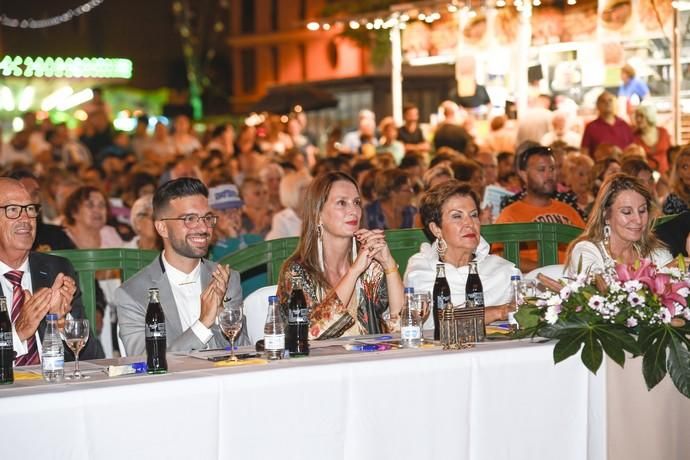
[5,270,40,365]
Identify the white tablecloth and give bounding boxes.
[1,339,688,460]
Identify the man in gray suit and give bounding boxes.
[114,178,248,356]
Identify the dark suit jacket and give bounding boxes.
[1,252,105,361]
[655,212,690,257]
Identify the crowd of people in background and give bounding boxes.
[0,87,688,352]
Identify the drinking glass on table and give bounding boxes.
[63,318,90,380]
[414,291,431,339]
[518,279,537,303]
[218,304,244,361]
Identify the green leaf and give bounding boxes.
[553,331,586,364]
[514,305,541,330]
[642,327,670,390]
[581,333,604,374]
[596,328,625,367]
[667,330,690,398]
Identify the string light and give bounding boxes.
[0,0,106,29]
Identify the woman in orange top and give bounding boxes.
[632,103,671,174]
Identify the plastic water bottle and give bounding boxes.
[400,287,421,348]
[42,313,64,383]
[508,274,521,331]
[264,295,285,360]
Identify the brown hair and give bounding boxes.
[374,168,410,201]
[566,173,665,266]
[282,171,360,289]
[419,180,479,241]
[63,186,108,226]
[669,145,690,206]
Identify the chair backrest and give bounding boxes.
[242,285,278,346]
[219,222,583,282]
[49,248,159,328]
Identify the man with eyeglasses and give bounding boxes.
[0,178,104,365]
[114,178,248,356]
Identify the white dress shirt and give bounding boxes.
[0,258,37,358]
[161,252,213,345]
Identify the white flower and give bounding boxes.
[659,266,681,279]
[627,292,643,307]
[576,272,588,285]
[588,295,606,312]
[623,280,642,293]
[559,286,572,300]
[684,309,690,320]
[678,287,690,298]
[545,305,560,324]
[546,295,562,307]
[660,308,673,324]
[625,317,638,327]
[609,282,622,293]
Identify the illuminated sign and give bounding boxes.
[0,56,133,79]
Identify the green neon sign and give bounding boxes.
[0,56,133,79]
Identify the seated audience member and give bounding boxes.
[620,156,657,202]
[276,172,403,339]
[126,194,161,250]
[423,164,454,191]
[540,111,581,149]
[632,103,671,174]
[0,178,103,364]
[6,169,75,252]
[562,153,595,219]
[342,109,378,154]
[63,186,124,250]
[364,168,418,229]
[115,178,248,355]
[404,180,519,329]
[239,177,272,238]
[593,157,621,194]
[376,116,405,165]
[662,146,690,215]
[566,174,672,276]
[496,146,585,271]
[265,172,312,241]
[208,184,262,260]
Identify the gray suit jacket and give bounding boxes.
[114,255,249,356]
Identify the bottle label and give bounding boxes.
[435,294,450,310]
[43,355,64,371]
[145,322,166,338]
[0,331,12,348]
[466,292,484,308]
[288,308,309,324]
[401,325,421,340]
[264,334,285,350]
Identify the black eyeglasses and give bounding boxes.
[159,213,218,228]
[0,204,41,219]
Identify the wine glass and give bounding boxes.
[414,291,431,339]
[519,279,537,304]
[63,318,90,380]
[218,304,244,361]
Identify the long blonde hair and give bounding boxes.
[669,146,690,207]
[282,172,360,289]
[566,173,665,266]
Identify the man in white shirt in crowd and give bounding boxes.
[114,177,248,355]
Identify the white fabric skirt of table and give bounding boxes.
[1,339,689,460]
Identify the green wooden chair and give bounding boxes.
[49,248,159,329]
[219,222,584,289]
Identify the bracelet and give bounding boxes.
[384,263,399,275]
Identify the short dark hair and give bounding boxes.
[621,157,652,177]
[6,168,37,182]
[517,145,553,171]
[403,103,418,114]
[64,186,107,226]
[153,178,208,219]
[420,180,479,241]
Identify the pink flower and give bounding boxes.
[615,259,690,316]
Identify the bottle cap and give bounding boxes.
[46,313,58,320]
[511,275,521,281]
[268,295,278,303]
[404,287,414,294]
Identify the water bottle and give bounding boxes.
[400,287,421,348]
[42,313,64,383]
[508,274,521,331]
[0,297,14,384]
[264,295,285,360]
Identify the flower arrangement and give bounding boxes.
[515,258,690,398]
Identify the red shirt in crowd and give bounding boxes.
[633,126,671,173]
[581,116,634,155]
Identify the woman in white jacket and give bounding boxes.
[404,180,520,329]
